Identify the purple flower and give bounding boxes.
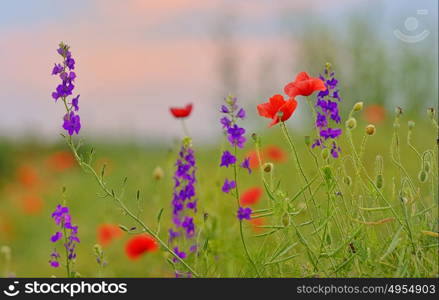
[172,247,187,263]
[220,150,236,168]
[71,95,80,111]
[182,216,195,238]
[227,124,246,148]
[237,207,252,221]
[52,63,63,75]
[220,117,231,129]
[50,232,63,243]
[63,111,81,136]
[222,179,236,193]
[236,108,246,119]
[312,65,342,158]
[240,157,251,174]
[49,204,79,268]
[220,105,229,113]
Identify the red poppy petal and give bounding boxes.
[311,78,326,92]
[279,98,298,122]
[257,102,274,119]
[240,187,263,206]
[295,71,310,82]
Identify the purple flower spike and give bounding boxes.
[63,112,81,136]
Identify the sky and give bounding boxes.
[0,0,437,143]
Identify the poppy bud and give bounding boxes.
[353,102,363,112]
[93,244,103,256]
[408,120,415,130]
[427,107,435,119]
[282,212,290,227]
[418,170,428,183]
[365,124,376,136]
[152,166,164,181]
[321,148,330,160]
[304,136,311,146]
[395,106,403,117]
[376,174,384,189]
[345,117,357,130]
[343,176,352,186]
[251,133,258,142]
[263,162,273,173]
[322,165,333,182]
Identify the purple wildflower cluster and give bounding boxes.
[219,95,252,220]
[312,65,343,158]
[49,204,80,269]
[51,42,81,136]
[169,138,197,277]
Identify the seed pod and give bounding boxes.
[418,170,428,183]
[346,117,357,130]
[343,176,352,186]
[376,174,384,189]
[365,124,376,136]
[263,162,273,173]
[152,166,164,181]
[353,102,363,112]
[282,212,290,227]
[408,120,415,130]
[321,148,330,160]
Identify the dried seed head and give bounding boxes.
[408,120,415,130]
[152,166,164,181]
[365,124,376,136]
[353,102,363,112]
[345,117,357,130]
[263,162,273,173]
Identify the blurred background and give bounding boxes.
[0,0,437,277]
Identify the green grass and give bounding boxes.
[0,111,437,278]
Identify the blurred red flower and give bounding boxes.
[249,217,265,233]
[170,103,193,118]
[240,187,263,206]
[284,71,326,97]
[21,194,44,215]
[246,150,261,170]
[257,94,298,127]
[364,104,386,124]
[98,224,123,247]
[264,145,287,163]
[125,234,158,260]
[16,165,39,189]
[47,151,75,172]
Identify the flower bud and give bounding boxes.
[345,117,357,130]
[418,170,428,183]
[376,174,384,189]
[263,162,273,173]
[365,124,376,136]
[251,133,258,142]
[427,107,435,119]
[282,212,290,227]
[152,166,164,181]
[353,102,363,112]
[408,120,415,130]
[395,106,403,117]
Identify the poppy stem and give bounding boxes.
[181,119,190,137]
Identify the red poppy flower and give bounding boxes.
[284,72,326,97]
[264,145,287,163]
[250,217,265,233]
[364,104,386,124]
[246,150,262,170]
[240,186,263,206]
[16,165,39,189]
[21,194,44,215]
[125,234,158,260]
[170,103,193,118]
[47,151,75,172]
[257,94,298,127]
[98,224,123,247]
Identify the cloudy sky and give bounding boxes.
[0,0,436,142]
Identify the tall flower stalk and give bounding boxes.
[219,95,260,276]
[50,42,198,276]
[169,137,198,278]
